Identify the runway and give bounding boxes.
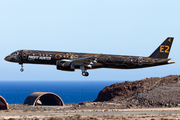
[1,107,180,117]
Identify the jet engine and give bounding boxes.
[56,60,75,71]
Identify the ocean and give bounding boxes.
[0,81,121,104]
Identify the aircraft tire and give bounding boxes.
[86,72,89,76]
[20,68,24,72]
[82,72,89,76]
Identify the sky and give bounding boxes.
[0,0,180,81]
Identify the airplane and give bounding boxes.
[4,37,175,76]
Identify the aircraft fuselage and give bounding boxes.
[4,37,175,76]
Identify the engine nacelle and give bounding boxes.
[56,60,75,71]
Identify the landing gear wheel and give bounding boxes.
[86,72,89,76]
[20,68,24,72]
[82,72,89,76]
[80,66,89,76]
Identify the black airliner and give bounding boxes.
[4,37,175,76]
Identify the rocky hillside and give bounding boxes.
[7,75,180,111]
[94,75,180,108]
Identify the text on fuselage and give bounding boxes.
[28,56,51,61]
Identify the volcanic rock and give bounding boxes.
[94,75,180,108]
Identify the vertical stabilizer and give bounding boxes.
[149,37,174,59]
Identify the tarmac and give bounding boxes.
[1,106,180,119]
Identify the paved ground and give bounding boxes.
[0,110,179,116]
[1,107,180,120]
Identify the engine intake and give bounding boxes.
[56,60,75,71]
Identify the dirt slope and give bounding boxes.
[94,75,180,108]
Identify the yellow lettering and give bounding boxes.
[160,45,164,53]
[160,45,169,53]
[165,45,169,53]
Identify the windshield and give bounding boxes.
[11,52,17,55]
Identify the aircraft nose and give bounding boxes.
[4,55,10,61]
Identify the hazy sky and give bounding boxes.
[0,0,179,81]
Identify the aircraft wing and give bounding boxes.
[73,54,102,66]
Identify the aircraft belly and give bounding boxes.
[98,59,157,69]
[98,60,138,69]
[23,59,56,65]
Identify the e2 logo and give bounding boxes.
[160,45,169,53]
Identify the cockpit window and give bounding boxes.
[11,52,17,55]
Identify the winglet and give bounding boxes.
[149,37,174,59]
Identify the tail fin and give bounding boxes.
[149,37,174,59]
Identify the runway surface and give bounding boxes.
[1,107,180,116]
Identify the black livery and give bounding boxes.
[5,37,175,76]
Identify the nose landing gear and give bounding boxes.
[20,64,24,72]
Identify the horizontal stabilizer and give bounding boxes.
[168,60,175,64]
[157,59,171,63]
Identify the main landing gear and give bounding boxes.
[80,66,89,77]
[20,64,24,72]
[82,72,89,76]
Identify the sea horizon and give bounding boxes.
[0,81,123,104]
